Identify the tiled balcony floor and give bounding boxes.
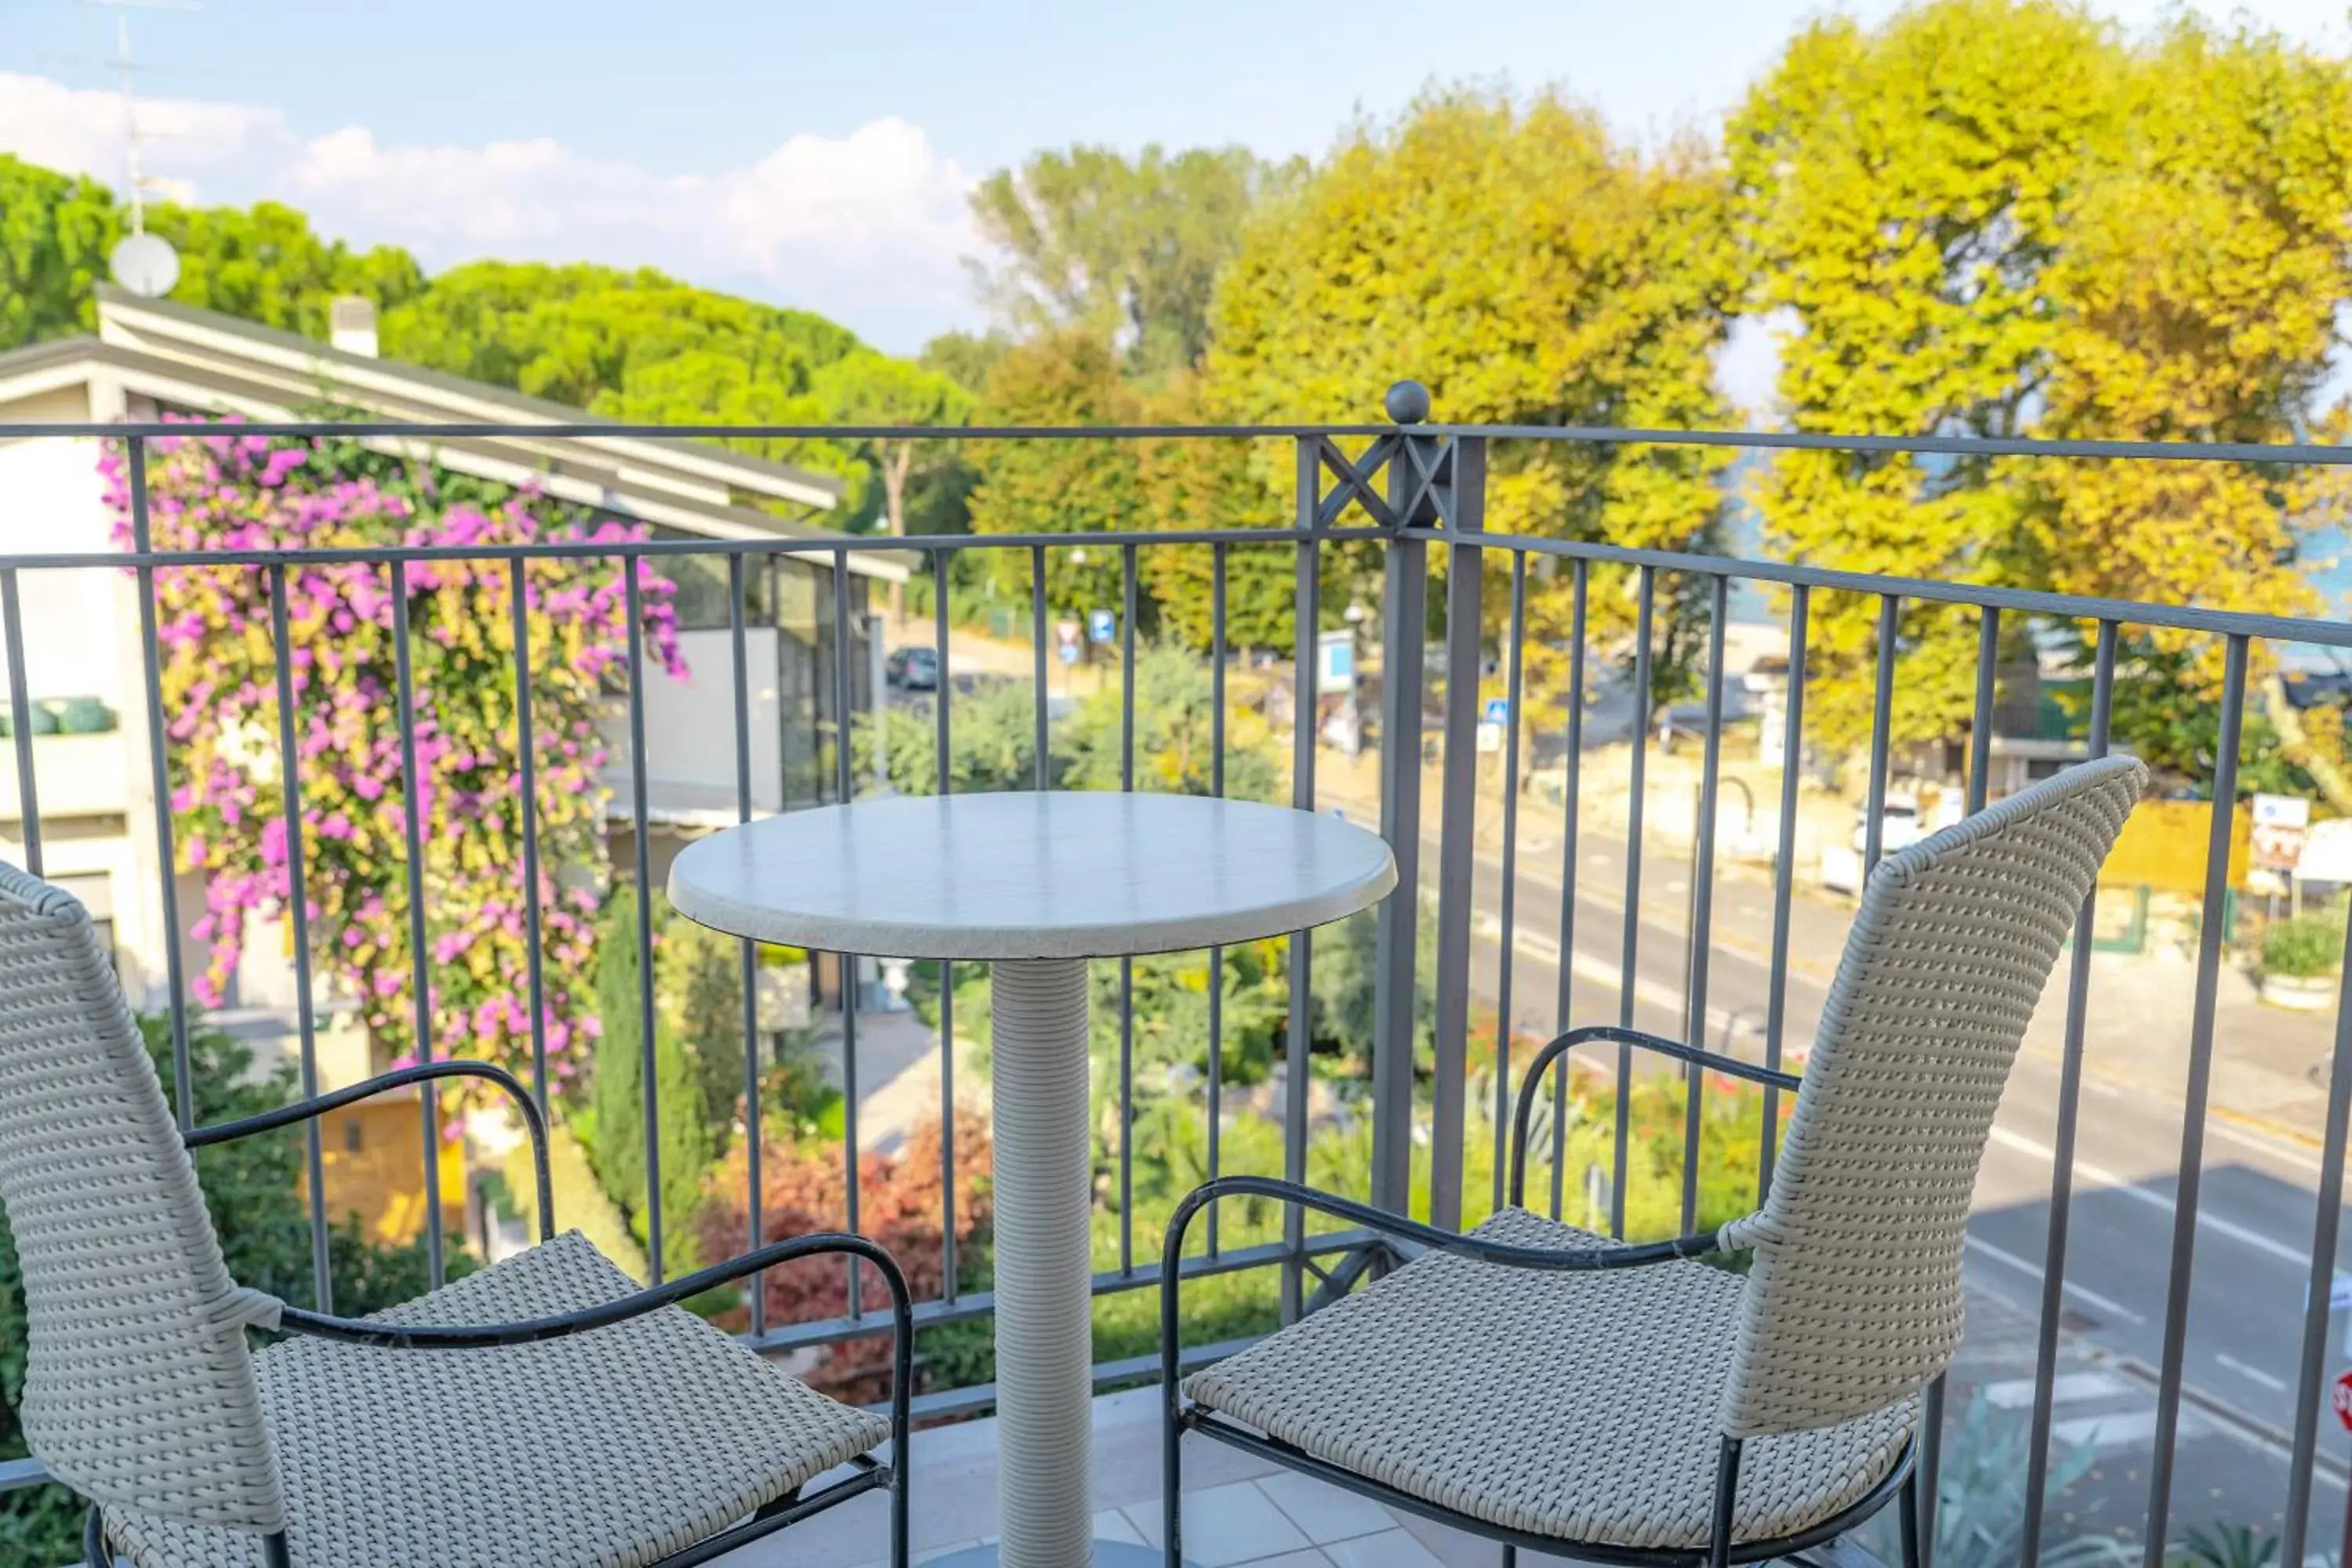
[720,1386,1535,1568]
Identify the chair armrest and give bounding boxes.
[186,1059,554,1243]
[274,1232,910,1350]
[1163,1175,1724,1283]
[1508,1025,1801,1207]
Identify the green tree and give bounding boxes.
[1733,0,2127,752]
[970,144,1303,383]
[1136,374,1300,657]
[0,161,424,352]
[1205,90,1737,724]
[389,260,873,517]
[810,351,974,543]
[383,260,861,407]
[1059,645,1280,801]
[1735,2,2352,790]
[855,677,1041,797]
[921,328,1012,396]
[0,156,120,349]
[147,200,424,336]
[2,1016,464,1563]
[586,884,745,1269]
[965,330,1144,615]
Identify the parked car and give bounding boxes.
[886,646,941,691]
[1853,792,1930,855]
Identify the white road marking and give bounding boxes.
[1986,1125,2310,1269]
[2214,1352,2289,1394]
[2207,1116,2325,1175]
[2051,1406,2183,1450]
[1982,1371,2132,1410]
[1963,1234,2150,1325]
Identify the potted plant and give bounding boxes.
[2256,910,2344,1011]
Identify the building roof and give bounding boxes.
[0,289,908,580]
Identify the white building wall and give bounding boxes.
[0,383,180,1012]
[609,626,786,817]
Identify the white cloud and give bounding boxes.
[0,72,980,351]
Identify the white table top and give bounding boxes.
[666,791,1397,960]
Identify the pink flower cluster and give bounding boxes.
[103,423,687,1076]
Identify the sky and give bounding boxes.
[7,0,2352,383]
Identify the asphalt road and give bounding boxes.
[1392,800,2350,1537]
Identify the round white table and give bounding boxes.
[669,791,1396,1568]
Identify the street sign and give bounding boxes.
[1057,641,1079,665]
[1087,608,1116,644]
[2302,818,2352,884]
[2333,1370,2352,1432]
[2252,793,2312,876]
[1316,630,1356,694]
[1483,696,1510,726]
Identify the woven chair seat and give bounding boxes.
[99,1231,889,1568]
[1185,1207,1915,1551]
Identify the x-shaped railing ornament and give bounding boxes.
[1312,430,1457,532]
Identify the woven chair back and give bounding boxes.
[1719,757,2149,1437]
[0,863,285,1530]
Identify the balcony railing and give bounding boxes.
[2,396,2349,1566]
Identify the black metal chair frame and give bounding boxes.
[1160,1025,1923,1568]
[83,1060,911,1568]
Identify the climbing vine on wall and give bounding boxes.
[105,423,684,1079]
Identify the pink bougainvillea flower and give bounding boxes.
[105,423,684,1083]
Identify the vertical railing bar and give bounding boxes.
[1,571,41,879]
[506,559,550,1120]
[125,439,194,1128]
[728,552,767,1338]
[387,557,445,1285]
[1428,436,1487,1233]
[1860,589,1911,1531]
[2142,632,2251,1554]
[1370,452,1428,1221]
[622,557,663,1285]
[1030,545,1049,789]
[1207,552,1232,1192]
[2284,854,2352,1567]
[935,550,958,1304]
[1968,606,2002,815]
[1613,564,1656,1240]
[1283,472,1319,1320]
[1552,559,1588,1220]
[1911,594,1985,1546]
[1118,543,1137,1276]
[2019,617,2114,1568]
[1491,552,1526,1212]
[267,563,331,1312]
[831,550,863,1319]
[1862,593,1900,874]
[1758,585,1808,1198]
[1679,573,1728,1235]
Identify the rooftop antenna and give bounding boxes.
[80,0,199,296]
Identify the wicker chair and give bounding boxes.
[0,862,910,1568]
[1161,754,2149,1568]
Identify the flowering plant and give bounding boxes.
[105,424,684,1078]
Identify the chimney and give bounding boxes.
[328,296,379,358]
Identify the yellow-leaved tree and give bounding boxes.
[1203,89,1739,726]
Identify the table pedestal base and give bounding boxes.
[988,958,1097,1568]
